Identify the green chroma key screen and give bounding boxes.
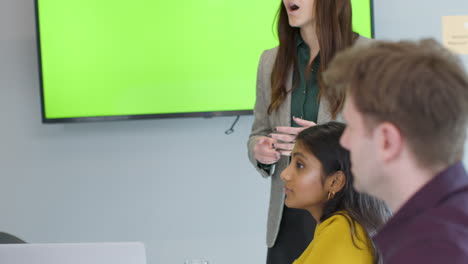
[36,0,373,122]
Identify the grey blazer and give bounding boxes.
[247,37,370,248]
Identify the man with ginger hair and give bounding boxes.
[322,39,468,263]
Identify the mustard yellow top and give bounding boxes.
[293,211,374,264]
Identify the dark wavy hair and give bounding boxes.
[296,122,391,263]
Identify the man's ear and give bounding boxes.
[375,122,403,163]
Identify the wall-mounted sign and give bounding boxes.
[442,16,468,55]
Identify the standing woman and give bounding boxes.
[247,0,368,263]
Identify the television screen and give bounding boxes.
[35,0,374,123]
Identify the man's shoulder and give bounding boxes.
[385,206,468,258]
[385,235,468,264]
[401,171,468,237]
[406,204,468,235]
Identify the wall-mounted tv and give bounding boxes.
[35,0,374,123]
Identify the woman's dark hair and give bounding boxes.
[296,122,391,263]
[268,0,357,118]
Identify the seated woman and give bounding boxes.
[280,122,391,264]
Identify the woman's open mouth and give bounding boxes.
[288,3,300,12]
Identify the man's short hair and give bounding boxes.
[323,38,468,168]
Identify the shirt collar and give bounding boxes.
[296,34,306,48]
[374,161,468,242]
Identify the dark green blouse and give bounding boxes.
[257,37,321,172]
[290,36,320,127]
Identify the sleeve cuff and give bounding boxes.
[257,162,276,176]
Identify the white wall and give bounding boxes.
[373,0,468,165]
[0,1,269,264]
[0,1,467,264]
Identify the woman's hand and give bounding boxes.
[254,136,280,165]
[270,117,317,156]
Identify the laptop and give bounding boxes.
[0,242,146,264]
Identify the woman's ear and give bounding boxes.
[326,171,346,193]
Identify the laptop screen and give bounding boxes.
[0,242,146,264]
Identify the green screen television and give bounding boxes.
[35,0,374,123]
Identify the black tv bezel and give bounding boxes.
[34,0,374,124]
